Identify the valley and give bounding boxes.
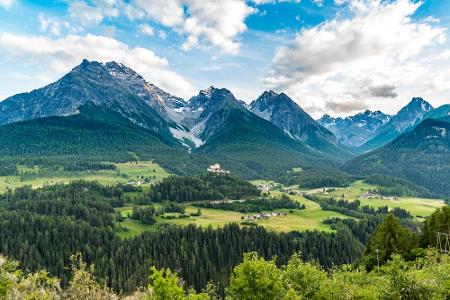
[112,174,445,238]
[3,0,450,297]
[0,59,449,299]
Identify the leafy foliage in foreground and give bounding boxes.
[1,250,450,299]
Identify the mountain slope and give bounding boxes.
[249,91,352,159]
[358,97,433,152]
[0,103,177,156]
[194,93,341,178]
[343,118,450,196]
[0,59,178,142]
[318,110,391,148]
[0,103,213,175]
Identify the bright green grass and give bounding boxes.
[115,191,350,237]
[0,161,170,192]
[116,218,159,239]
[314,180,445,217]
[269,191,349,232]
[358,198,444,218]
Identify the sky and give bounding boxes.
[0,0,449,118]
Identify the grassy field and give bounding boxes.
[115,191,350,238]
[0,161,170,192]
[314,180,445,218]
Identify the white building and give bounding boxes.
[207,163,230,175]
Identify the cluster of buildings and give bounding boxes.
[360,192,397,200]
[242,212,286,221]
[254,181,279,193]
[207,163,230,175]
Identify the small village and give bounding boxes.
[359,192,398,201]
[242,211,287,222]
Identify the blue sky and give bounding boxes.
[1,0,449,117]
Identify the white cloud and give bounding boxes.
[265,0,449,116]
[0,33,196,98]
[139,24,155,36]
[0,0,14,9]
[125,0,255,55]
[65,0,261,55]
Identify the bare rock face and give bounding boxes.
[250,91,339,149]
[0,59,179,135]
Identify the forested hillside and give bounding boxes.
[343,118,450,196]
[1,210,449,299]
[0,181,366,294]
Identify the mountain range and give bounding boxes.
[318,110,391,148]
[318,97,434,153]
[0,59,449,190]
[0,60,351,178]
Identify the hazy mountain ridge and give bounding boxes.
[318,110,391,148]
[358,97,433,152]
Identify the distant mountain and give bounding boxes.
[249,91,351,159]
[343,117,450,196]
[318,110,391,148]
[164,86,246,149]
[358,97,433,152]
[0,60,352,179]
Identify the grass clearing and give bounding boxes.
[115,191,351,237]
[0,161,170,192]
[314,180,445,218]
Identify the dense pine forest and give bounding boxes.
[0,178,449,299]
[0,181,362,294]
[1,214,449,299]
[147,173,261,203]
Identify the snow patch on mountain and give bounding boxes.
[169,127,204,151]
[252,107,272,121]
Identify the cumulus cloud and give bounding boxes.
[250,0,300,4]
[0,0,13,9]
[0,33,196,98]
[265,0,448,116]
[83,0,257,54]
[127,0,255,55]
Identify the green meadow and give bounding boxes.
[314,180,445,218]
[0,161,169,192]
